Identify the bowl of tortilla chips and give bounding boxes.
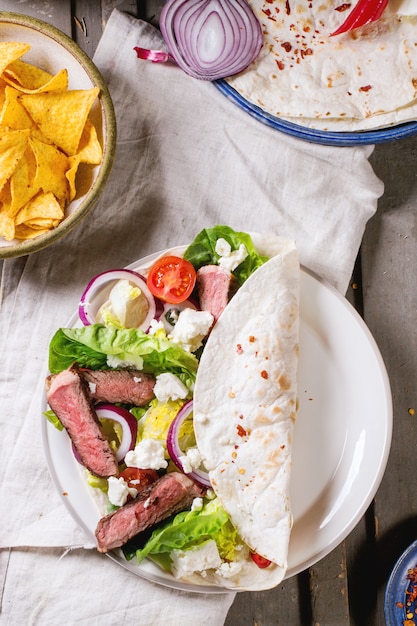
[0,12,116,258]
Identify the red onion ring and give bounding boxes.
[159,0,263,81]
[166,400,211,488]
[78,269,157,331]
[72,403,138,465]
[96,404,138,462]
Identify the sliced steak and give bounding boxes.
[46,367,119,478]
[81,369,155,406]
[95,472,204,552]
[196,264,238,322]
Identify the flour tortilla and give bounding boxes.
[226,0,417,131]
[193,236,299,590]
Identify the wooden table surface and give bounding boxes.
[1,2,416,624]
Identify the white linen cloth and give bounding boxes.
[0,9,384,625]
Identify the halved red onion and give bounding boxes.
[166,400,211,488]
[71,403,138,465]
[159,0,263,81]
[78,269,157,331]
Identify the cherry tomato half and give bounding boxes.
[147,256,196,304]
[250,552,272,569]
[119,467,159,493]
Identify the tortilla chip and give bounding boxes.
[65,159,79,202]
[0,42,30,75]
[0,43,103,244]
[9,145,38,216]
[0,180,15,240]
[2,60,68,93]
[30,137,69,205]
[0,86,34,130]
[0,78,7,109]
[14,223,50,239]
[19,87,100,156]
[0,211,15,241]
[66,119,102,200]
[76,119,102,165]
[15,191,64,227]
[0,128,30,193]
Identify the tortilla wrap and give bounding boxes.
[226,0,417,131]
[193,237,299,590]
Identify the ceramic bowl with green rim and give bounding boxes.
[0,12,116,258]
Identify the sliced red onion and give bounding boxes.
[96,404,138,462]
[71,403,138,465]
[78,269,157,331]
[166,400,211,488]
[159,0,263,81]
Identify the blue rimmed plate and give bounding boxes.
[215,80,417,147]
[385,540,417,625]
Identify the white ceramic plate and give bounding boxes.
[42,250,392,593]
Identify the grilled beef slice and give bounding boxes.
[46,367,119,478]
[81,369,155,406]
[196,265,238,322]
[95,472,204,552]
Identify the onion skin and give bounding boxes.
[160,0,263,81]
[166,400,211,488]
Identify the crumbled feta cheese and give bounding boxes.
[87,381,97,394]
[107,476,138,507]
[215,238,232,257]
[191,497,203,512]
[171,540,222,579]
[179,447,202,474]
[169,308,213,352]
[216,559,245,579]
[148,318,165,335]
[125,438,168,470]
[154,372,189,403]
[215,238,248,272]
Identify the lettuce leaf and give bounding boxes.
[131,497,239,564]
[43,409,64,431]
[183,225,268,285]
[48,324,199,388]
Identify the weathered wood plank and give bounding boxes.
[71,1,104,58]
[0,0,72,36]
[363,137,417,622]
[225,574,308,626]
[101,0,143,22]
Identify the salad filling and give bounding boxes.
[45,225,300,591]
